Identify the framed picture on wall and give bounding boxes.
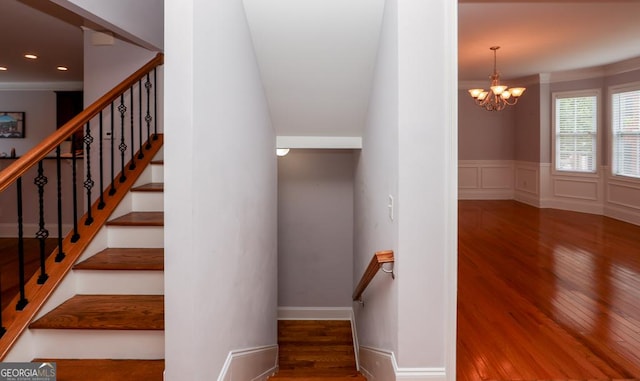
[0,112,25,138]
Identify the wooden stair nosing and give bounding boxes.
[29,295,164,330]
[33,359,165,381]
[107,211,164,226]
[131,182,164,192]
[73,248,164,271]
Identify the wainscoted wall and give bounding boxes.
[604,173,640,225]
[458,160,514,200]
[460,160,640,226]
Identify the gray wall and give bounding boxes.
[458,90,515,160]
[514,83,542,163]
[278,149,354,307]
[461,68,640,166]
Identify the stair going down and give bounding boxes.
[269,320,367,380]
[16,155,166,380]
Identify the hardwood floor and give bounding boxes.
[458,200,640,380]
[0,238,57,311]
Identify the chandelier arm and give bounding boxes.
[503,97,519,106]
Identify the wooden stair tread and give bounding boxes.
[107,212,164,226]
[151,160,163,165]
[30,295,164,330]
[132,182,164,192]
[33,359,164,381]
[277,320,361,379]
[269,369,366,380]
[74,248,164,271]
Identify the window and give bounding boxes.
[611,84,640,179]
[553,91,599,173]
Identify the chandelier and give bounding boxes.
[468,46,525,111]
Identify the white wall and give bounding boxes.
[278,149,354,307]
[164,0,277,380]
[0,91,83,234]
[53,0,163,51]
[353,0,400,364]
[355,0,457,379]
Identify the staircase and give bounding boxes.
[270,320,367,381]
[8,151,166,380]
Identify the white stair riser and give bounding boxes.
[75,270,164,294]
[107,226,163,248]
[152,164,164,183]
[132,192,164,212]
[131,162,162,188]
[31,330,164,359]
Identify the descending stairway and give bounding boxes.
[270,320,367,381]
[21,156,165,380]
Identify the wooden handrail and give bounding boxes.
[0,52,164,194]
[352,250,394,301]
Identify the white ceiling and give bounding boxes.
[458,1,640,82]
[3,1,640,138]
[0,0,83,84]
[243,0,385,138]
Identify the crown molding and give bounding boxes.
[0,81,83,91]
[604,56,640,76]
[461,56,640,89]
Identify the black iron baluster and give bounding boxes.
[118,95,127,183]
[109,102,117,195]
[153,68,158,140]
[84,122,94,225]
[70,134,80,243]
[145,73,152,149]
[34,161,49,284]
[16,177,28,310]
[98,112,106,209]
[138,79,144,159]
[129,85,136,170]
[55,146,65,262]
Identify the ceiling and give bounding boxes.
[458,1,640,82]
[3,0,640,137]
[0,0,84,85]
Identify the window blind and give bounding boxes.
[612,89,640,179]
[555,95,597,172]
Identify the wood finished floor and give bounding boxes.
[458,200,640,381]
[0,238,57,311]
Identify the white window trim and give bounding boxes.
[608,81,640,185]
[551,88,601,177]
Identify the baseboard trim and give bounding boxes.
[217,344,278,381]
[359,346,446,381]
[277,306,352,320]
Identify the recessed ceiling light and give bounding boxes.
[24,54,38,59]
[0,67,7,71]
[57,66,68,71]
